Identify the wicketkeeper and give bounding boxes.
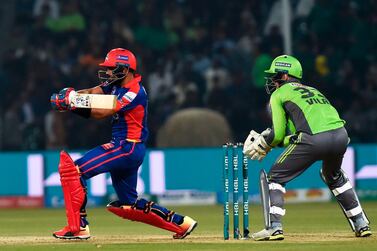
[50,48,197,239]
[243,55,371,240]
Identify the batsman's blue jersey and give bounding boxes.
[102,74,149,143]
[74,74,149,205]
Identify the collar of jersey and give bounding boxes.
[284,79,301,85]
[122,74,142,88]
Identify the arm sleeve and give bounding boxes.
[115,90,139,112]
[265,92,287,147]
[278,135,294,147]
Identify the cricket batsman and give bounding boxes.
[50,48,197,239]
[243,55,372,240]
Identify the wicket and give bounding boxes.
[222,143,249,240]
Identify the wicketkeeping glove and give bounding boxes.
[243,130,260,155]
[243,128,272,161]
[248,135,272,161]
[261,128,272,137]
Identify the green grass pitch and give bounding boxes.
[0,202,376,250]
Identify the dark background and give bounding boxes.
[0,0,376,151]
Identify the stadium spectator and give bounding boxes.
[0,0,376,150]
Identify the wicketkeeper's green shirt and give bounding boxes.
[266,82,345,147]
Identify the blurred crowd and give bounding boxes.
[0,0,376,150]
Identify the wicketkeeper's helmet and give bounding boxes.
[264,55,303,94]
[264,55,302,79]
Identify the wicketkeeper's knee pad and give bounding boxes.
[106,199,183,234]
[320,168,348,190]
[320,168,369,231]
[59,151,86,233]
[260,170,286,227]
[268,182,286,217]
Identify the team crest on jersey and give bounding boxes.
[111,86,116,94]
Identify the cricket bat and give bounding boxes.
[70,93,117,109]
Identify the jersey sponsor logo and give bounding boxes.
[117,55,129,61]
[275,62,291,67]
[123,91,137,102]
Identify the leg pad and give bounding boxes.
[260,170,286,227]
[107,200,184,235]
[259,169,271,229]
[59,151,86,233]
[320,168,369,231]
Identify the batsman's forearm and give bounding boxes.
[77,89,90,94]
[78,86,104,95]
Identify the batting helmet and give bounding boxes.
[99,48,137,71]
